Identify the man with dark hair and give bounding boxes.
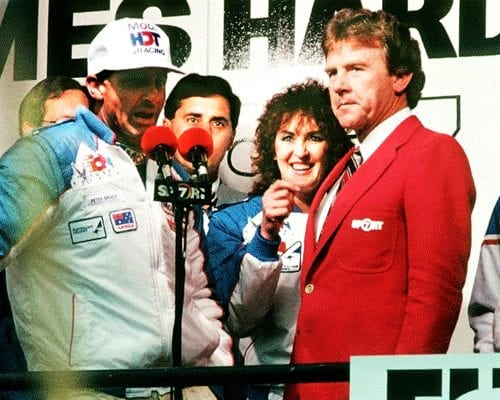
[163,73,246,207]
[286,8,475,400]
[18,76,91,136]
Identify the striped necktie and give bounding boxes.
[337,147,363,193]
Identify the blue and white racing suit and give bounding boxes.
[205,196,306,399]
[469,197,500,352]
[0,107,231,379]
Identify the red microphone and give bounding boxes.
[141,126,178,179]
[177,128,213,178]
[141,126,178,159]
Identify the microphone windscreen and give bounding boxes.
[141,126,178,158]
[178,128,214,158]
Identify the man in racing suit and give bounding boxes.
[0,18,231,400]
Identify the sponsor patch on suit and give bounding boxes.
[109,209,137,233]
[69,216,106,244]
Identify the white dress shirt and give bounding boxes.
[315,108,411,241]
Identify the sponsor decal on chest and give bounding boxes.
[280,240,301,273]
[278,219,303,273]
[243,211,305,273]
[71,143,117,187]
[69,216,106,244]
[83,192,121,208]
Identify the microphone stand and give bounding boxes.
[171,202,188,400]
[152,160,211,400]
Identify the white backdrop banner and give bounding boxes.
[0,0,499,353]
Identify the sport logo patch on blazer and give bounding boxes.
[351,218,384,232]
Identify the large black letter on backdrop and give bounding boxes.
[47,1,110,77]
[0,0,38,80]
[297,0,361,66]
[47,0,191,78]
[384,0,456,58]
[224,0,295,70]
[387,369,442,400]
[387,368,499,400]
[449,369,479,400]
[460,0,499,56]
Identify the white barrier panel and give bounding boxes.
[351,353,500,400]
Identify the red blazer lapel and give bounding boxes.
[307,116,423,271]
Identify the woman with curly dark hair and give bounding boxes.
[205,79,351,400]
[250,78,351,198]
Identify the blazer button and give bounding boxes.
[305,283,314,294]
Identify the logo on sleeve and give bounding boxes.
[109,209,137,233]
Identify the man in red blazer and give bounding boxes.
[285,8,476,400]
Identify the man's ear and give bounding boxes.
[86,75,104,100]
[393,73,413,95]
[21,122,35,136]
[162,118,172,128]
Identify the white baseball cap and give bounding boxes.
[87,18,183,75]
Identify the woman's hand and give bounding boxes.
[260,180,300,240]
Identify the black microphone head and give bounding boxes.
[177,128,214,159]
[141,126,178,159]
